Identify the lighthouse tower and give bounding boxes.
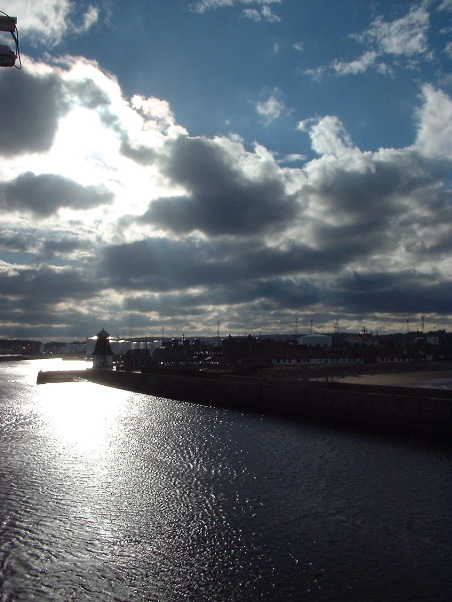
[92,328,114,369]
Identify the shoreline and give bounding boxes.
[35,360,452,439]
[337,368,452,389]
[268,360,452,388]
[79,368,452,439]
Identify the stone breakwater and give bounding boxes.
[77,369,452,439]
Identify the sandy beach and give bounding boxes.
[338,368,452,389]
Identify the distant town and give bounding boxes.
[1,328,452,377]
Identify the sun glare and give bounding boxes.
[37,379,127,457]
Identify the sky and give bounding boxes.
[0,0,451,340]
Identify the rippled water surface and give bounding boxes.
[1,360,451,601]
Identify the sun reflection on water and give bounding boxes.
[37,379,127,457]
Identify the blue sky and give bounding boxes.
[0,0,451,339]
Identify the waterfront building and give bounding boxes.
[92,328,114,369]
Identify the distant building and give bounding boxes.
[299,334,332,348]
[92,328,113,369]
[121,348,152,371]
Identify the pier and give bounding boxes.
[36,368,452,439]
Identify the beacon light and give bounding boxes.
[0,12,20,68]
[0,15,16,32]
[0,43,15,66]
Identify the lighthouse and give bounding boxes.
[92,328,114,369]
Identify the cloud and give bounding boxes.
[242,8,261,22]
[329,270,452,315]
[0,35,450,337]
[0,229,38,253]
[256,88,286,124]
[140,135,299,236]
[0,67,64,156]
[305,4,433,79]
[294,91,452,292]
[355,5,430,57]
[414,84,452,160]
[190,0,281,22]
[0,259,105,337]
[0,172,113,217]
[243,4,281,23]
[297,115,356,157]
[102,237,235,292]
[0,227,94,263]
[38,236,93,262]
[87,79,452,332]
[101,236,335,300]
[0,262,96,304]
[261,4,280,23]
[331,50,380,76]
[2,0,100,47]
[125,277,321,321]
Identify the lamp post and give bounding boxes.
[0,13,20,69]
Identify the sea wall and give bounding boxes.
[83,369,452,438]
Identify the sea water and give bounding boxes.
[0,359,451,601]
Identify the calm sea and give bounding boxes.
[0,359,451,601]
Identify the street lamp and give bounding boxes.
[0,13,21,69]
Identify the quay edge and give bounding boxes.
[79,369,452,439]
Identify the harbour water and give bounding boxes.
[0,359,451,601]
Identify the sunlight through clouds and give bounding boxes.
[0,1,450,338]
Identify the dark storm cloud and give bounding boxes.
[126,277,320,316]
[312,220,391,258]
[0,172,113,217]
[0,264,96,303]
[0,293,101,337]
[328,270,452,314]
[120,139,157,165]
[0,69,64,156]
[0,229,38,253]
[102,238,236,290]
[65,77,111,109]
[101,234,347,295]
[144,136,299,236]
[0,229,93,261]
[39,237,93,261]
[301,147,452,270]
[64,72,127,133]
[307,150,445,222]
[0,61,132,161]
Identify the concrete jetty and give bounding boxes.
[79,369,452,439]
[36,367,452,438]
[36,369,87,384]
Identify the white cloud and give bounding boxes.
[261,5,280,23]
[243,8,261,22]
[297,115,357,158]
[303,65,327,81]
[439,0,452,11]
[306,4,433,79]
[444,41,452,58]
[1,0,100,47]
[414,84,452,159]
[1,42,451,336]
[190,0,281,21]
[280,153,307,164]
[332,50,379,76]
[359,5,430,57]
[0,56,190,244]
[256,88,285,124]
